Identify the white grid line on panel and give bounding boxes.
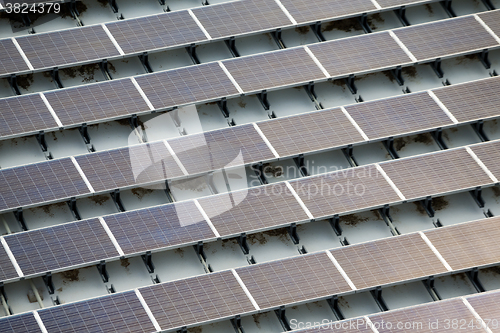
[130,77,155,111]
[252,123,280,159]
[285,181,314,220]
[98,217,125,257]
[427,90,459,124]
[474,14,500,45]
[375,164,406,201]
[134,289,162,332]
[273,0,297,25]
[365,316,380,333]
[231,269,261,311]
[325,250,357,291]
[0,237,24,278]
[369,0,382,10]
[11,37,34,70]
[32,311,48,333]
[188,9,213,40]
[194,199,221,238]
[218,61,244,94]
[101,24,125,56]
[418,231,453,271]
[340,106,370,141]
[303,45,331,77]
[70,156,95,193]
[466,146,499,183]
[388,30,418,62]
[462,297,494,333]
[162,139,189,176]
[39,93,63,128]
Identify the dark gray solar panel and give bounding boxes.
[393,16,499,61]
[280,0,376,24]
[345,92,454,140]
[478,10,500,38]
[289,165,402,219]
[308,32,413,77]
[104,201,215,255]
[0,312,42,333]
[379,148,493,200]
[470,140,500,180]
[0,94,59,138]
[197,184,310,236]
[39,291,156,333]
[168,124,275,175]
[16,25,121,69]
[222,47,327,93]
[139,270,255,331]
[432,76,500,123]
[44,79,150,126]
[236,252,351,309]
[106,10,207,55]
[0,243,18,281]
[467,290,500,330]
[5,218,119,276]
[256,108,364,157]
[332,233,448,290]
[0,39,30,76]
[424,216,500,271]
[376,0,433,8]
[0,158,90,212]
[75,142,184,193]
[192,0,292,39]
[135,62,239,109]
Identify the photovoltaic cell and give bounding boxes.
[370,299,482,332]
[257,107,364,157]
[467,290,500,331]
[135,62,239,109]
[168,124,275,175]
[44,79,150,126]
[307,32,413,77]
[236,252,351,309]
[393,16,499,61]
[0,94,59,138]
[332,233,448,290]
[424,217,500,271]
[222,47,326,93]
[106,10,207,54]
[0,243,18,281]
[379,148,493,200]
[192,0,292,39]
[104,201,215,255]
[16,25,120,69]
[0,38,30,76]
[345,92,454,140]
[289,165,402,219]
[470,140,500,180]
[0,312,42,333]
[197,184,310,236]
[139,270,255,331]
[75,142,184,193]
[280,0,376,24]
[39,291,156,333]
[0,158,90,212]
[478,10,500,38]
[5,218,119,276]
[432,76,500,123]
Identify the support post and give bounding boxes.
[481,0,496,10]
[36,131,53,160]
[472,120,489,142]
[141,251,155,273]
[467,268,486,293]
[288,223,300,245]
[394,6,410,26]
[342,144,358,167]
[230,315,244,333]
[304,82,323,110]
[96,260,109,283]
[379,205,400,236]
[271,28,286,49]
[238,233,250,255]
[51,68,64,89]
[327,296,345,320]
[359,13,372,33]
[252,163,268,185]
[79,124,95,152]
[423,276,441,301]
[469,187,485,208]
[440,0,457,17]
[345,74,357,95]
[139,52,153,73]
[165,180,174,202]
[371,287,389,311]
[257,90,270,110]
[69,0,84,26]
[43,272,55,295]
[8,75,21,95]
[310,21,326,42]
[225,37,240,57]
[99,59,113,80]
[293,154,308,177]
[109,0,118,13]
[217,98,230,118]
[186,44,201,64]
[478,49,491,69]
[110,189,126,212]
[329,215,342,236]
[275,306,292,331]
[420,196,435,218]
[391,66,405,86]
[431,128,448,150]
[430,58,444,78]
[194,241,212,273]
[67,197,82,220]
[14,208,28,231]
[383,137,400,159]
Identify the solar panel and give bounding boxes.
[424,217,500,271]
[256,107,364,157]
[0,38,30,76]
[191,0,292,40]
[44,79,150,126]
[197,183,310,236]
[0,158,90,212]
[0,94,59,139]
[331,233,448,290]
[288,165,402,219]
[16,25,121,69]
[168,124,275,175]
[467,290,500,329]
[0,242,19,281]
[5,218,119,276]
[235,252,352,309]
[345,92,454,140]
[105,10,207,55]
[393,16,499,62]
[369,298,480,333]
[376,0,434,8]
[279,0,376,24]
[470,140,500,180]
[222,47,327,93]
[75,142,185,193]
[135,62,239,109]
[38,291,156,333]
[307,32,413,77]
[432,76,500,123]
[478,10,500,38]
[139,270,256,331]
[103,201,215,255]
[379,148,493,200]
[0,312,43,333]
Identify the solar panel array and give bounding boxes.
[466,290,500,329]
[470,140,500,180]
[478,10,500,37]
[0,243,19,281]
[0,39,30,76]
[376,0,436,8]
[0,312,42,333]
